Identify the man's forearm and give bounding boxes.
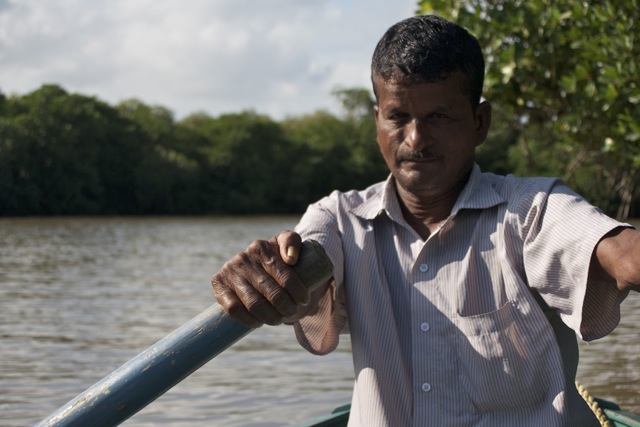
[592,226,640,292]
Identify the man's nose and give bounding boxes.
[405,119,431,151]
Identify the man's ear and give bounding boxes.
[474,101,492,147]
[373,104,380,123]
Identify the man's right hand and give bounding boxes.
[211,230,311,328]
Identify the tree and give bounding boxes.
[182,111,293,214]
[117,99,209,214]
[282,88,387,207]
[418,0,640,218]
[0,85,110,214]
[0,85,166,215]
[282,110,356,206]
[331,87,388,189]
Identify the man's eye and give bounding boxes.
[388,113,409,122]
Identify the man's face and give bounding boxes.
[373,71,491,200]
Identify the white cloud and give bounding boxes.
[0,0,417,119]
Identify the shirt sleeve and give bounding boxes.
[292,192,348,355]
[519,180,630,341]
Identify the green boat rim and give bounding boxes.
[300,400,640,427]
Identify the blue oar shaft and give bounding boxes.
[36,240,333,427]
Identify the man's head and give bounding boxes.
[371,14,485,109]
[371,15,492,204]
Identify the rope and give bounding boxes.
[576,381,612,427]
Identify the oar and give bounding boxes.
[36,240,333,427]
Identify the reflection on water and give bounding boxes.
[0,217,638,426]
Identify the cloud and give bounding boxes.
[0,0,417,119]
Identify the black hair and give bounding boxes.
[371,14,485,107]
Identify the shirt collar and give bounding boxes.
[350,164,505,222]
[450,163,505,215]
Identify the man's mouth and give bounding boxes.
[398,151,440,162]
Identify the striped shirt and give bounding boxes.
[293,164,628,427]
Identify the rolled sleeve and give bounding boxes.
[520,181,629,340]
[293,193,348,355]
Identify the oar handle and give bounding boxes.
[36,240,333,427]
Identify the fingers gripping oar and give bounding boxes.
[36,240,333,427]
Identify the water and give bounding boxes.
[0,217,353,426]
[0,217,638,426]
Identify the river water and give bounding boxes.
[0,216,638,426]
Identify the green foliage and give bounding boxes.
[282,87,387,207]
[0,84,386,216]
[183,111,293,214]
[116,99,207,214]
[418,0,639,218]
[331,87,388,188]
[0,85,147,214]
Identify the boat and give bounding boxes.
[300,399,640,427]
[594,399,640,427]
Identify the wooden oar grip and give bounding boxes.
[294,239,334,291]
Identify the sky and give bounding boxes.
[0,0,419,120]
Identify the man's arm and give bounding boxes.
[591,226,640,293]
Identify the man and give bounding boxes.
[211,15,639,426]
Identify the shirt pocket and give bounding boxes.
[454,300,552,413]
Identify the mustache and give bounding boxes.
[397,150,441,162]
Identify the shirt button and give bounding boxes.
[422,383,432,392]
[420,322,430,332]
[419,263,429,272]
